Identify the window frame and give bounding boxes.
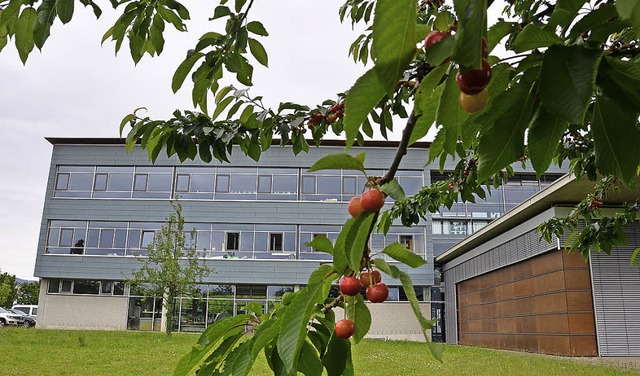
[225,232,240,251]
[269,233,284,252]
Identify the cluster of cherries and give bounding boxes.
[307,102,345,129]
[336,269,389,339]
[334,188,389,339]
[423,31,492,114]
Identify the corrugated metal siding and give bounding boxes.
[442,230,557,344]
[591,221,640,356]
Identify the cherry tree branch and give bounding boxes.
[379,108,419,186]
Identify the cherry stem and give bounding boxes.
[322,295,343,313]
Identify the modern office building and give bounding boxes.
[34,138,564,340]
[436,174,640,356]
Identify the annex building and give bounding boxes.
[436,174,640,356]
[34,138,564,341]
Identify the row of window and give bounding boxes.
[45,221,426,260]
[432,220,489,236]
[47,279,125,296]
[54,166,424,201]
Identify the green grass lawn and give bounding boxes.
[0,327,637,375]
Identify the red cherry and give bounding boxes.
[340,276,362,296]
[348,197,364,218]
[360,270,381,287]
[456,59,492,95]
[366,283,389,303]
[360,188,385,212]
[423,31,449,50]
[335,319,355,339]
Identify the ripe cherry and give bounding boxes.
[360,188,385,212]
[335,319,355,339]
[456,59,492,95]
[459,88,489,114]
[366,283,389,303]
[360,270,381,287]
[340,276,362,296]
[423,31,449,50]
[348,197,364,218]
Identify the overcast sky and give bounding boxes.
[0,1,376,279]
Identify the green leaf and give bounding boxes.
[424,36,454,66]
[212,96,234,121]
[248,38,268,67]
[321,334,351,376]
[527,107,568,177]
[307,152,365,172]
[305,235,333,255]
[382,242,426,268]
[547,0,586,31]
[598,57,640,111]
[333,218,355,274]
[171,51,204,93]
[173,314,252,376]
[55,0,74,24]
[343,68,387,149]
[278,265,334,374]
[349,294,371,344]
[434,10,455,32]
[539,45,602,124]
[211,5,231,20]
[297,341,322,376]
[371,0,417,94]
[476,83,536,182]
[380,179,406,201]
[411,83,444,145]
[568,4,619,40]
[452,0,485,71]
[231,318,281,376]
[347,212,376,273]
[617,0,640,37]
[435,68,468,155]
[15,7,36,64]
[487,20,517,55]
[247,21,268,36]
[511,24,563,53]
[592,95,640,184]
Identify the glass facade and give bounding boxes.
[45,220,426,260]
[52,165,424,202]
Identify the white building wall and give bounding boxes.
[37,279,128,330]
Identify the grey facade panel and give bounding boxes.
[590,221,640,356]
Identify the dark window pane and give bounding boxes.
[141,231,155,248]
[87,229,99,247]
[61,280,73,293]
[399,235,413,252]
[114,229,127,248]
[56,173,69,190]
[94,174,107,191]
[273,175,297,194]
[101,281,114,295]
[108,173,133,191]
[231,175,256,193]
[69,173,93,190]
[343,176,357,195]
[133,174,148,191]
[216,175,230,193]
[258,175,272,193]
[114,282,125,295]
[226,232,240,251]
[147,173,172,192]
[100,229,115,248]
[176,174,190,192]
[317,176,341,194]
[74,280,100,295]
[270,233,283,251]
[59,228,74,247]
[48,279,61,293]
[302,176,316,194]
[190,174,214,192]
